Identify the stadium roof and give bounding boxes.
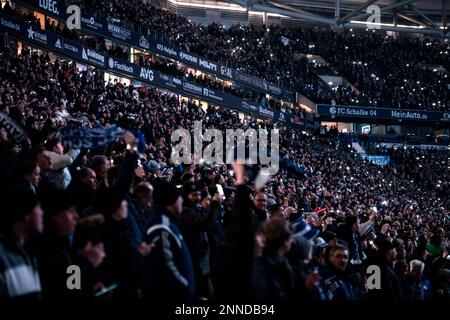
[224,0,449,36]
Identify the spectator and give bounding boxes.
[15,161,41,194]
[179,182,213,299]
[142,179,195,301]
[44,137,80,189]
[252,218,295,301]
[67,167,97,217]
[0,189,44,299]
[36,188,105,299]
[320,243,355,300]
[405,259,426,300]
[369,240,404,300]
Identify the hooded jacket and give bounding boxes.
[142,205,196,301]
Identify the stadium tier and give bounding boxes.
[0,0,448,308]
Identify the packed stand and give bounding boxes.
[0,46,449,301]
[67,0,450,111]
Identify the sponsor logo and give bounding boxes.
[183,82,202,94]
[108,58,114,69]
[259,106,275,118]
[64,42,78,53]
[27,26,48,45]
[179,51,198,64]
[199,59,217,72]
[173,78,182,85]
[139,35,149,49]
[81,16,103,30]
[156,43,177,57]
[0,18,20,31]
[109,58,134,73]
[241,101,250,110]
[55,38,62,49]
[201,88,222,101]
[160,74,170,81]
[253,78,264,89]
[220,66,233,78]
[442,113,450,120]
[268,83,282,94]
[82,48,104,64]
[326,106,375,117]
[159,74,176,87]
[391,110,427,120]
[139,67,154,81]
[39,0,60,16]
[278,112,286,122]
[249,104,258,112]
[107,23,131,40]
[237,73,253,84]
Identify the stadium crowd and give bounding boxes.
[1,3,303,116]
[0,46,449,301]
[64,0,450,111]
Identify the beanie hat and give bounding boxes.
[321,231,337,243]
[378,239,395,255]
[4,188,39,226]
[183,182,201,197]
[153,179,182,207]
[41,188,75,217]
[315,237,328,248]
[201,190,210,201]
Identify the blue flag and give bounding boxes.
[58,125,123,149]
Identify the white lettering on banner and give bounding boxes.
[0,18,20,31]
[391,110,428,120]
[259,106,274,118]
[203,89,223,101]
[183,82,202,94]
[39,0,60,15]
[139,35,149,49]
[107,23,131,39]
[442,113,450,121]
[179,52,198,64]
[172,78,182,85]
[253,78,264,89]
[220,66,233,78]
[334,107,370,116]
[81,16,103,30]
[156,44,177,57]
[199,59,217,72]
[268,83,282,94]
[241,102,250,110]
[108,58,134,73]
[64,43,78,53]
[139,67,154,81]
[82,48,104,63]
[27,26,47,44]
[249,104,258,112]
[237,73,253,83]
[159,74,175,87]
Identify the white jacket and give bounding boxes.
[45,149,80,189]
